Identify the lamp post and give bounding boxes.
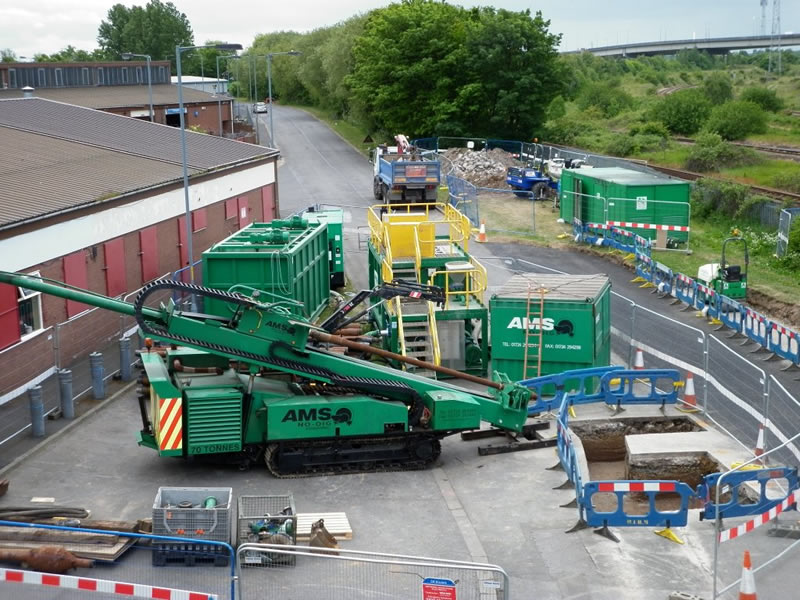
[216,54,235,136]
[121,52,153,122]
[266,50,301,148]
[176,42,242,284]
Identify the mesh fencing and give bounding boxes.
[446,174,479,227]
[237,545,508,600]
[765,375,800,465]
[610,292,635,368]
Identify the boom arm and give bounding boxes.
[0,271,530,433]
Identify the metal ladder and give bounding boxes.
[522,284,547,379]
[392,265,437,378]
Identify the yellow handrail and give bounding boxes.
[427,300,441,367]
[413,228,422,282]
[427,257,487,309]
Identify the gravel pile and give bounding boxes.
[441,148,518,188]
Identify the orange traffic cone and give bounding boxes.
[633,348,645,370]
[738,550,757,600]
[678,372,699,413]
[754,424,765,464]
[476,220,487,243]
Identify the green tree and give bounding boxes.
[651,89,711,135]
[1,49,17,62]
[576,81,633,117]
[702,72,733,104]
[34,46,104,62]
[97,0,193,65]
[739,86,784,112]
[705,101,767,140]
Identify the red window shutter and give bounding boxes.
[192,208,207,232]
[237,196,251,228]
[225,198,236,220]
[103,238,127,297]
[0,282,20,350]
[63,250,89,317]
[261,186,275,222]
[139,226,159,283]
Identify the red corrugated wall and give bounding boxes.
[0,282,20,350]
[139,226,159,283]
[62,250,89,317]
[103,238,127,297]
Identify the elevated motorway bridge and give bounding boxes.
[563,33,800,57]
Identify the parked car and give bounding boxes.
[254,102,268,113]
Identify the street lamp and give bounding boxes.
[176,42,242,284]
[215,53,236,136]
[121,52,153,122]
[266,50,301,148]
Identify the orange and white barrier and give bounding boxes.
[754,424,765,462]
[633,348,645,370]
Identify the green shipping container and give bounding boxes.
[202,219,330,321]
[559,168,691,244]
[300,206,345,288]
[489,273,611,381]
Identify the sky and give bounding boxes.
[2,0,798,59]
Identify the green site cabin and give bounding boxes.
[489,273,611,382]
[560,167,690,245]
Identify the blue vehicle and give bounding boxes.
[505,166,558,200]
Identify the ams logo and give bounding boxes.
[507,317,575,336]
[281,407,353,425]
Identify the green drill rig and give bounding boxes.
[0,272,531,477]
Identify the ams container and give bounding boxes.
[300,206,345,288]
[559,168,690,246]
[489,273,611,381]
[202,218,330,320]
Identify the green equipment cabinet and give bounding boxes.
[300,206,345,288]
[202,218,330,321]
[559,168,691,248]
[489,273,611,381]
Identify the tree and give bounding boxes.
[702,72,733,105]
[1,48,17,62]
[576,81,633,118]
[34,46,104,62]
[704,101,767,141]
[651,89,711,135]
[97,0,193,65]
[739,86,784,112]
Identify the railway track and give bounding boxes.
[674,136,800,159]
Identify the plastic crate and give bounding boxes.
[152,487,232,544]
[237,494,297,567]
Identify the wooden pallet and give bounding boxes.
[295,513,352,541]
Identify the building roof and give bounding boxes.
[493,273,610,302]
[569,167,687,186]
[0,84,226,110]
[171,76,226,84]
[0,97,278,230]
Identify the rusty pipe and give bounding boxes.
[309,330,502,390]
[172,359,223,375]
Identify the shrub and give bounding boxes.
[772,171,800,193]
[739,86,784,112]
[629,121,669,139]
[704,101,767,140]
[691,178,765,220]
[546,95,566,121]
[576,81,634,118]
[789,216,800,255]
[543,116,599,146]
[702,72,733,104]
[685,132,762,172]
[651,89,711,135]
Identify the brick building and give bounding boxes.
[0,97,280,403]
[0,61,235,136]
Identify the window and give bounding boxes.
[8,68,16,88]
[37,68,46,87]
[97,67,104,85]
[225,198,236,220]
[81,67,89,85]
[18,270,43,337]
[158,66,166,83]
[55,68,63,87]
[121,67,128,84]
[192,208,207,232]
[136,66,143,84]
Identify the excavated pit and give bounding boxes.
[571,417,721,512]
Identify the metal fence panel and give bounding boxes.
[766,375,800,466]
[706,335,767,451]
[446,175,479,227]
[610,292,635,368]
[777,208,800,257]
[237,545,507,600]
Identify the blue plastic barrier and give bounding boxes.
[601,369,680,408]
[635,250,653,282]
[522,365,624,415]
[583,480,695,528]
[698,466,799,521]
[768,322,800,364]
[674,273,696,307]
[694,282,719,319]
[743,307,770,347]
[583,221,609,247]
[651,261,674,295]
[608,226,636,255]
[717,294,745,333]
[572,218,585,243]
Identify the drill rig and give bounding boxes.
[0,272,531,477]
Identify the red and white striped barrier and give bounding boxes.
[718,490,799,543]
[585,222,609,229]
[606,221,690,232]
[597,481,676,493]
[772,323,797,340]
[0,569,217,600]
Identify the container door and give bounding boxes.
[0,282,20,350]
[261,185,275,221]
[573,177,583,223]
[139,226,159,283]
[63,250,89,317]
[103,238,127,298]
